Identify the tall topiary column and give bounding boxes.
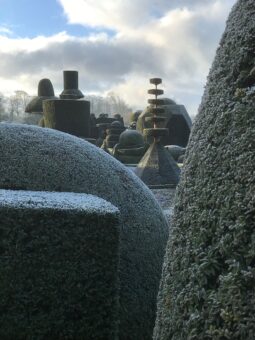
[154,1,255,339]
[60,70,84,99]
[135,78,180,188]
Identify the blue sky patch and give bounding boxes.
[0,0,115,37]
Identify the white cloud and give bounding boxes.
[0,0,236,116]
[58,0,235,31]
[0,26,13,36]
[58,0,158,30]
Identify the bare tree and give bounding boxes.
[15,90,30,113]
[0,92,9,122]
[84,93,132,121]
[7,90,31,121]
[106,91,132,116]
[0,93,5,114]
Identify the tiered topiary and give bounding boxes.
[112,129,149,164]
[135,78,180,187]
[102,120,125,150]
[137,98,192,147]
[154,1,255,339]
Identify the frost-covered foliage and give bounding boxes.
[0,123,168,340]
[0,189,119,339]
[154,1,255,339]
[0,189,119,212]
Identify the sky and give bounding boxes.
[0,0,236,117]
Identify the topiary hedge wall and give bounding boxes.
[154,0,255,339]
[0,190,120,340]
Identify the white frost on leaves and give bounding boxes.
[0,122,168,339]
[0,189,118,214]
[154,0,255,339]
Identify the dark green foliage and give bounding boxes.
[43,99,90,138]
[60,71,84,99]
[137,103,191,147]
[119,130,145,148]
[113,130,148,164]
[0,190,120,339]
[129,110,142,123]
[154,1,255,339]
[25,79,56,114]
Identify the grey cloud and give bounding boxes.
[0,38,165,92]
[0,0,235,114]
[155,0,235,12]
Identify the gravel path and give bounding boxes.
[151,188,176,221]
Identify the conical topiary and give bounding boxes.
[154,1,255,339]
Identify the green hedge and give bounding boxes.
[0,190,120,340]
[154,1,255,339]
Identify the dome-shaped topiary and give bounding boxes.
[154,1,255,339]
[0,123,168,340]
[25,78,57,113]
[119,129,145,148]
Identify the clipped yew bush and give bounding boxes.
[154,1,255,339]
[0,122,168,340]
[0,190,120,339]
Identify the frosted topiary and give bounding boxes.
[0,123,168,340]
[154,1,255,339]
[0,190,119,339]
[164,145,186,162]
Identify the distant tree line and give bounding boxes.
[0,91,133,125]
[84,92,133,123]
